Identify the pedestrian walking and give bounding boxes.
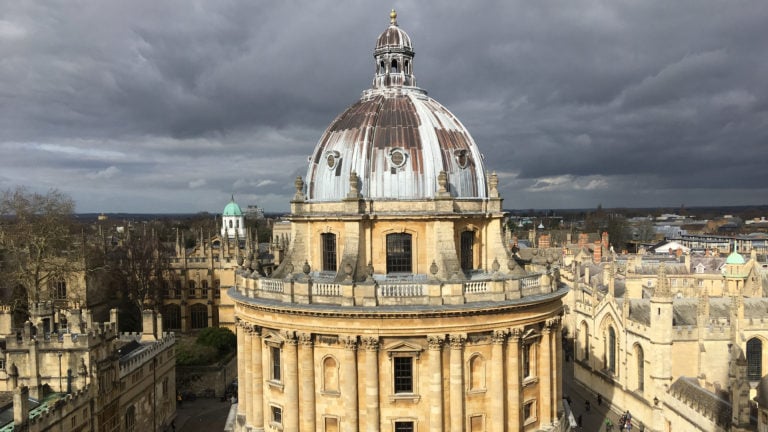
[585,400,591,412]
[597,393,603,406]
[605,418,613,431]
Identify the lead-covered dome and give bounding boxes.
[305,10,488,202]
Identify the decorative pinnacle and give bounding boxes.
[390,9,397,25]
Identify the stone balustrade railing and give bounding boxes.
[233,270,562,308]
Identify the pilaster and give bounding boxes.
[341,336,359,432]
[540,322,553,426]
[507,328,521,431]
[427,335,444,432]
[251,326,264,431]
[490,330,506,432]
[449,334,465,432]
[298,332,315,432]
[283,331,299,432]
[243,325,254,426]
[362,336,380,432]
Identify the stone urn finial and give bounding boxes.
[344,262,354,280]
[366,262,374,277]
[492,258,500,272]
[347,171,361,198]
[293,176,305,202]
[489,172,499,197]
[302,260,311,275]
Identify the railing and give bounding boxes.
[313,283,341,296]
[378,283,424,297]
[463,281,488,294]
[261,279,284,293]
[521,276,540,289]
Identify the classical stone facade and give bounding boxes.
[232,11,566,432]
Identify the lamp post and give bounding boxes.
[57,351,63,393]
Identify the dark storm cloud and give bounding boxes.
[1,1,766,212]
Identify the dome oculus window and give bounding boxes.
[325,151,341,170]
[454,149,470,169]
[388,148,408,169]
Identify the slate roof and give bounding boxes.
[668,377,731,427]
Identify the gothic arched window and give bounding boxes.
[747,338,762,381]
[190,304,208,329]
[635,344,644,391]
[607,327,617,374]
[163,304,181,330]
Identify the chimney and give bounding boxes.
[593,241,602,264]
[539,234,551,249]
[578,233,588,249]
[601,231,609,249]
[13,386,29,431]
[141,310,157,342]
[156,311,164,338]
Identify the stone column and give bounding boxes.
[427,336,444,432]
[243,325,254,426]
[506,328,521,431]
[553,318,563,421]
[236,322,247,421]
[361,337,380,432]
[490,330,506,432]
[298,333,316,432]
[251,326,264,431]
[341,336,359,432]
[283,331,299,432]
[449,334,465,432]
[540,322,553,426]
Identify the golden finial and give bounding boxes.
[390,9,397,25]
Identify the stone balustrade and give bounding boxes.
[233,270,562,307]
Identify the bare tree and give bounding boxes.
[0,187,77,307]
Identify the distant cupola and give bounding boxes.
[221,195,245,239]
[373,9,416,88]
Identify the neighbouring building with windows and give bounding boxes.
[232,11,567,432]
[0,306,176,431]
[562,247,768,432]
[162,197,258,333]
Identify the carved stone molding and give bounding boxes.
[449,334,466,349]
[427,335,444,350]
[361,336,379,351]
[341,336,358,350]
[491,330,508,344]
[297,332,313,346]
[508,327,523,342]
[282,330,298,345]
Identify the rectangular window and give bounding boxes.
[395,421,414,432]
[271,406,282,425]
[460,231,475,271]
[386,233,412,273]
[322,233,337,272]
[522,344,532,378]
[523,400,536,422]
[393,357,413,393]
[272,347,282,381]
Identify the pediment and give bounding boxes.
[383,340,424,358]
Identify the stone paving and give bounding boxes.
[168,397,233,432]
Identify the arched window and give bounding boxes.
[580,322,590,361]
[469,354,485,390]
[321,233,337,272]
[125,405,136,432]
[190,304,208,329]
[163,304,181,330]
[460,231,475,271]
[386,233,412,273]
[322,356,339,393]
[52,279,67,300]
[229,220,233,228]
[391,59,399,73]
[636,344,645,391]
[747,338,762,381]
[404,60,410,73]
[379,61,385,73]
[607,327,617,373]
[188,280,197,298]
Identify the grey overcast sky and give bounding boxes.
[1,1,767,213]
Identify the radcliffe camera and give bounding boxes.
[0,4,766,432]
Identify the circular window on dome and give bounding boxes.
[325,151,341,170]
[388,148,408,169]
[454,149,470,169]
